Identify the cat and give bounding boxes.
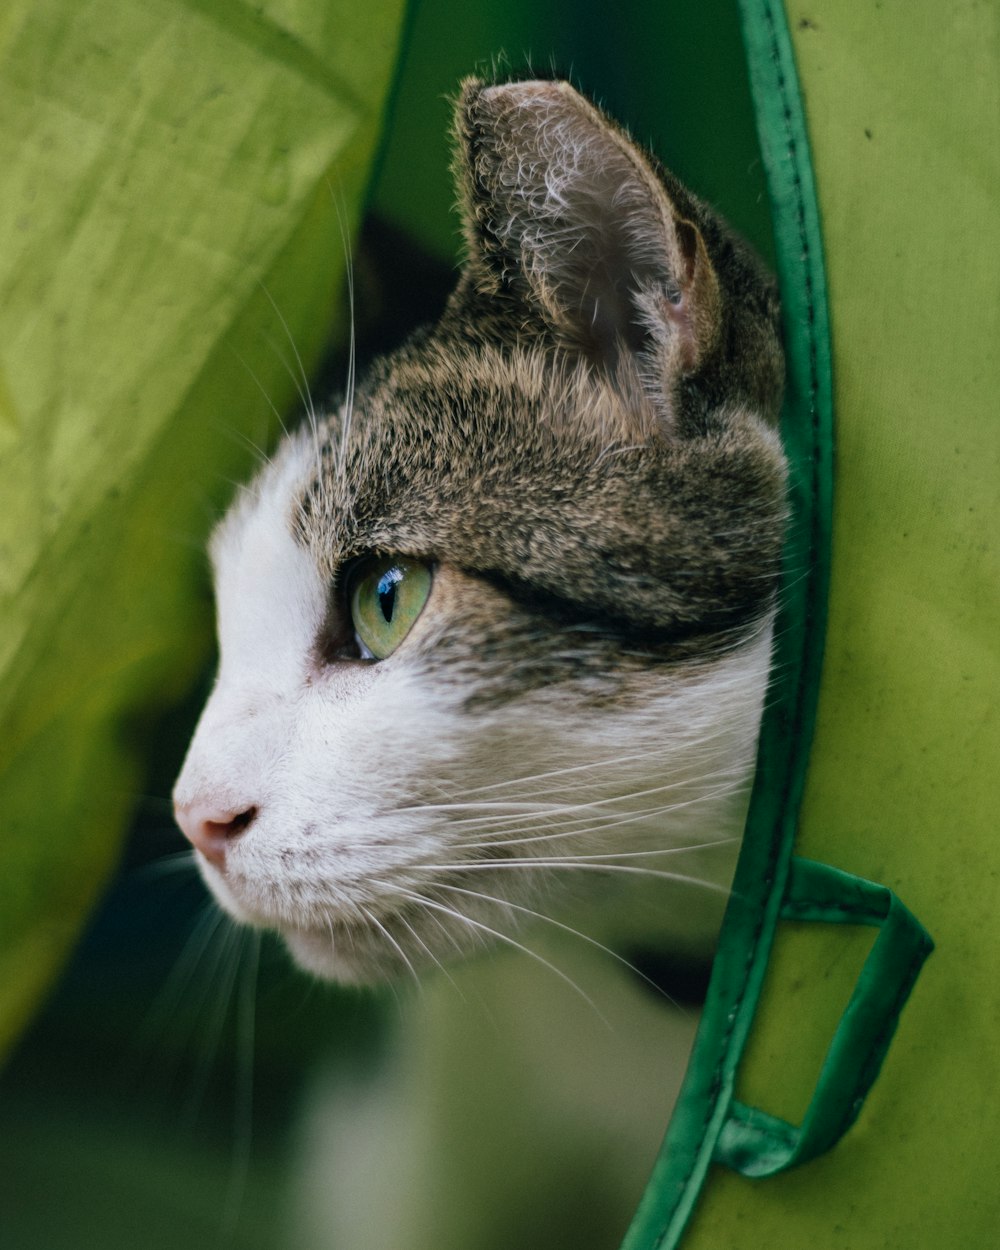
[171,75,786,1250]
[172,78,786,994]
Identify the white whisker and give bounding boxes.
[135,903,226,1071]
[433,881,678,1006]
[425,747,670,799]
[360,903,422,992]
[181,919,244,1128]
[410,860,732,891]
[395,910,467,1001]
[228,341,289,442]
[220,929,260,1242]
[256,281,317,434]
[134,848,199,881]
[329,186,357,491]
[393,759,743,832]
[398,889,609,1026]
[405,729,746,810]
[448,789,743,852]
[454,822,739,856]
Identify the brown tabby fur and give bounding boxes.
[294,79,786,705]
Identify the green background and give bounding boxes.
[0,0,408,1056]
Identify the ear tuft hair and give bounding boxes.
[454,78,721,380]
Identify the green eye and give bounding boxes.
[348,557,433,660]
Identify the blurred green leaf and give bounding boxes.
[0,0,407,1059]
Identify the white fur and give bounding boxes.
[173,424,773,984]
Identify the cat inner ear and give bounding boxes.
[456,78,721,376]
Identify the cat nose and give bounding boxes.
[174,800,258,871]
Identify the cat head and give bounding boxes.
[172,79,786,983]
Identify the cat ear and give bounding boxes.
[455,78,721,375]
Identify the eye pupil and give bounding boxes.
[377,572,398,623]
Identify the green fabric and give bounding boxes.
[622,1,838,1241]
[0,0,408,1059]
[682,1,1000,1247]
[716,858,932,1179]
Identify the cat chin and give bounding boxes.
[282,928,349,980]
[281,926,401,985]
[196,865,400,984]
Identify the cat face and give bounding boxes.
[172,79,786,984]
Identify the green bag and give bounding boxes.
[659,4,999,1246]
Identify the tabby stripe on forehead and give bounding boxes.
[474,567,761,655]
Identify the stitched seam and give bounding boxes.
[830,942,928,1145]
[781,900,880,922]
[776,889,932,1157]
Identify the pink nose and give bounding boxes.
[174,801,258,871]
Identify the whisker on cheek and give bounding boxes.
[444,785,745,851]
[397,888,610,1027]
[408,860,734,893]
[359,903,423,994]
[134,903,229,1077]
[132,847,201,881]
[394,910,468,1002]
[431,880,681,1007]
[180,920,246,1129]
[220,929,261,1242]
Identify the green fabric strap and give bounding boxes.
[714,858,933,1179]
[622,2,935,1246]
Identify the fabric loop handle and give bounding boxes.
[713,857,933,1179]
